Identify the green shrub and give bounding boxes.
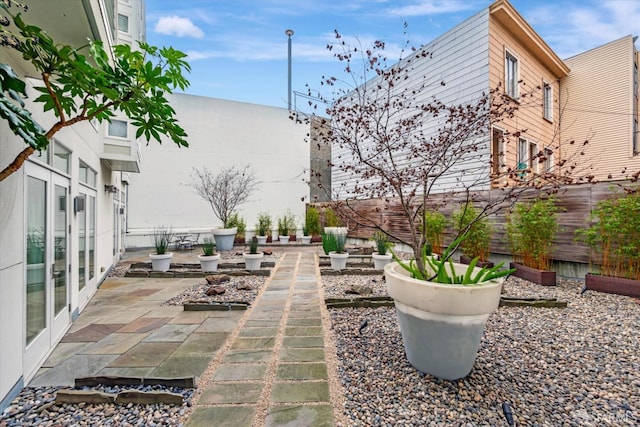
[277,210,296,235]
[255,212,272,236]
[227,212,246,238]
[305,206,322,236]
[422,210,446,253]
[452,204,492,262]
[507,198,558,270]
[324,207,342,227]
[576,192,640,279]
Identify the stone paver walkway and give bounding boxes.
[185,252,338,427]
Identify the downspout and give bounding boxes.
[557,78,561,176]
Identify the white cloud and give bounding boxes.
[387,0,477,16]
[154,16,204,39]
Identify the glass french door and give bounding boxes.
[77,188,96,308]
[24,164,70,377]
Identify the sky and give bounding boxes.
[145,0,640,111]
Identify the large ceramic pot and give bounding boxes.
[301,235,312,244]
[384,261,503,380]
[371,252,392,270]
[212,227,237,251]
[198,254,221,272]
[243,252,264,271]
[328,252,349,270]
[149,253,173,272]
[256,236,268,245]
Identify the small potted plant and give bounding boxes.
[197,237,220,272]
[255,212,272,244]
[305,206,322,242]
[452,203,493,268]
[227,213,246,244]
[328,232,349,270]
[277,210,296,244]
[243,236,264,271]
[506,198,559,286]
[149,226,174,272]
[371,231,393,270]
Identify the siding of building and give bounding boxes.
[488,2,567,182]
[561,36,640,181]
[331,9,492,199]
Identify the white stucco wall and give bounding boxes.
[125,93,311,247]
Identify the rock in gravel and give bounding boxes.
[205,274,231,285]
[345,285,373,295]
[236,281,252,290]
[204,285,226,295]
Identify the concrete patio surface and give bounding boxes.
[29,244,341,426]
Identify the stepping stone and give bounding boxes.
[265,404,334,427]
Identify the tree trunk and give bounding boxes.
[0,146,35,182]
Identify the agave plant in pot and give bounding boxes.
[149,226,174,272]
[304,30,587,379]
[198,237,220,272]
[371,231,393,270]
[243,237,264,271]
[191,165,257,251]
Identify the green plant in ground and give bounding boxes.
[255,212,273,236]
[506,198,559,271]
[422,210,446,254]
[248,236,259,254]
[226,212,246,238]
[277,210,296,235]
[305,206,322,236]
[324,207,342,227]
[152,226,174,255]
[575,192,640,280]
[372,231,392,255]
[201,237,216,256]
[0,7,190,182]
[392,233,515,285]
[452,204,492,262]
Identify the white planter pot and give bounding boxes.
[371,252,392,270]
[198,254,221,272]
[279,235,290,244]
[301,236,312,244]
[256,236,268,244]
[243,252,264,271]
[149,253,173,272]
[384,261,503,380]
[329,251,349,270]
[212,227,237,251]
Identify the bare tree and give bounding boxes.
[191,165,258,227]
[302,28,592,278]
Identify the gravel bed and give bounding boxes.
[323,273,387,298]
[0,384,193,426]
[162,275,268,306]
[327,275,640,426]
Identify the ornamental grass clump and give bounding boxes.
[153,226,174,255]
[576,192,640,280]
[201,237,216,256]
[507,198,559,271]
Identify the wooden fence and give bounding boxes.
[312,180,637,265]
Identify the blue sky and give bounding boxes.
[145,0,640,110]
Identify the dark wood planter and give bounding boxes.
[585,273,640,298]
[459,255,494,269]
[289,234,297,242]
[510,262,556,286]
[266,235,273,243]
[234,237,246,244]
[311,235,323,243]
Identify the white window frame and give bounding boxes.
[117,13,129,34]
[543,147,554,173]
[543,82,553,122]
[517,138,528,171]
[505,49,519,99]
[492,127,505,176]
[107,119,129,139]
[528,140,538,174]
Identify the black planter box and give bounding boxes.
[459,255,494,269]
[510,262,556,286]
[585,273,640,298]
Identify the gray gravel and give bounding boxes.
[163,275,268,306]
[327,275,640,426]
